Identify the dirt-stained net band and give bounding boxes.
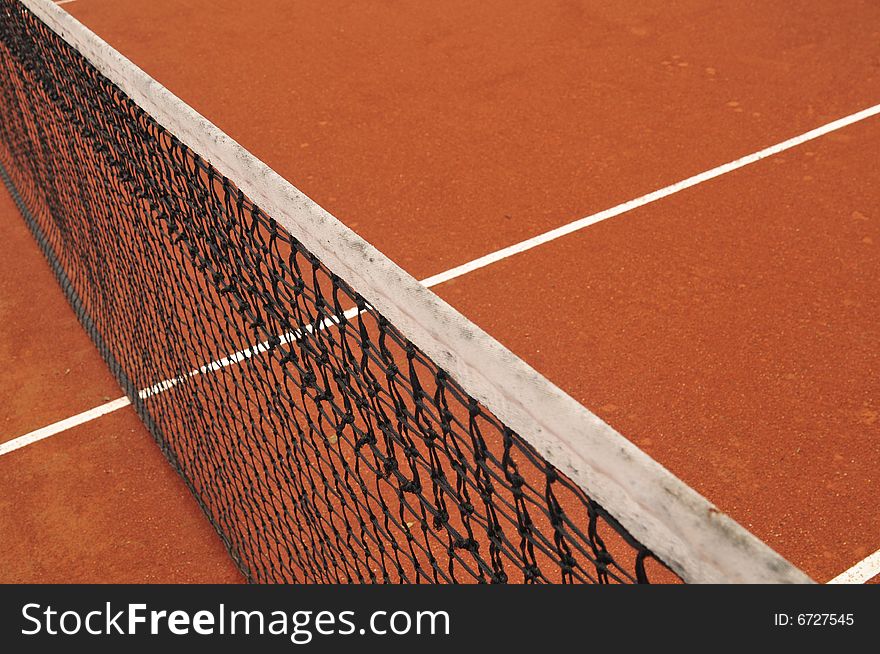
[0,0,812,583]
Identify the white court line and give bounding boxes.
[0,309,362,457]
[827,550,880,584]
[0,397,131,457]
[54,0,77,5]
[3,102,880,458]
[138,307,360,398]
[421,103,880,287]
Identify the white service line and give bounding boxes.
[138,306,360,398]
[421,102,880,287]
[3,102,880,459]
[0,396,131,457]
[0,309,364,455]
[827,549,880,584]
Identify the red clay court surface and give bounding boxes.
[1,0,878,583]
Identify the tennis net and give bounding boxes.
[0,0,811,583]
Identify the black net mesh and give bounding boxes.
[0,1,679,583]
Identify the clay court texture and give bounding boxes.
[0,0,878,584]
